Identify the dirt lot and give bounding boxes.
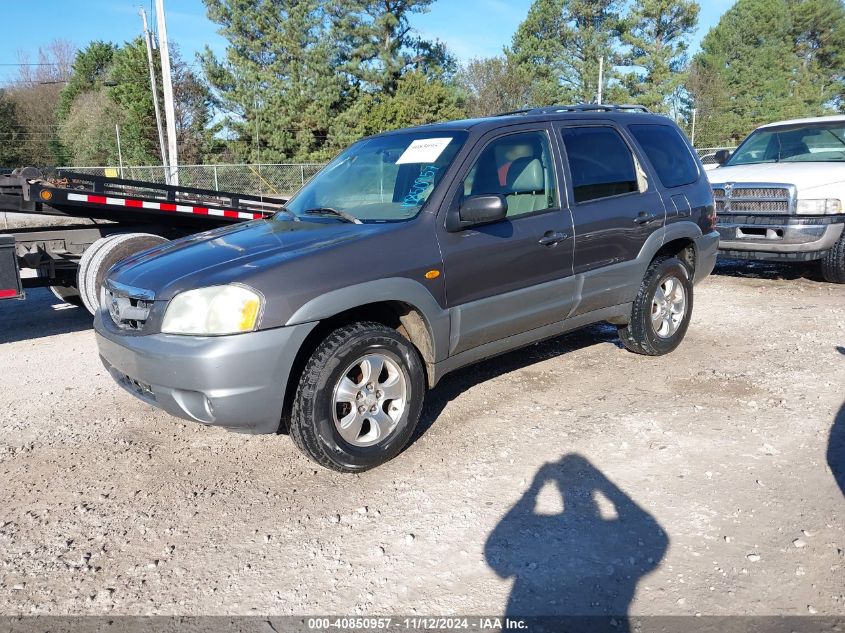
[0,261,843,619]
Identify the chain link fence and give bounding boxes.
[59,163,326,198]
[63,149,736,198]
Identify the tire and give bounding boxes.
[49,284,84,307]
[36,269,84,307]
[76,234,124,314]
[617,256,694,356]
[290,321,426,472]
[77,233,168,314]
[821,229,845,284]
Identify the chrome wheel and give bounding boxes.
[651,275,687,339]
[332,353,408,447]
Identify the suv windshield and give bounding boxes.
[282,131,468,222]
[727,121,845,166]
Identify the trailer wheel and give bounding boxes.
[77,233,168,314]
[36,270,85,307]
[49,284,84,307]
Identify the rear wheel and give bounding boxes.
[77,233,168,314]
[618,256,693,356]
[37,269,84,307]
[49,284,84,307]
[821,230,845,284]
[289,321,425,472]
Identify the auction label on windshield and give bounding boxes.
[396,138,452,164]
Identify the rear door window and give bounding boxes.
[560,127,639,203]
[629,124,699,188]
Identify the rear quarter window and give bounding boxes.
[629,124,699,189]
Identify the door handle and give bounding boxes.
[538,230,568,246]
[634,212,659,225]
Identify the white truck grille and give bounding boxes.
[711,183,796,215]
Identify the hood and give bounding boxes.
[709,162,845,194]
[109,218,383,300]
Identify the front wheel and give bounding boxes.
[618,256,694,356]
[289,321,426,472]
[821,229,845,283]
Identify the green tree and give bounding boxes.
[621,0,699,113]
[510,0,627,105]
[331,0,455,96]
[0,90,24,168]
[335,70,464,141]
[202,0,347,162]
[58,38,216,167]
[57,41,116,121]
[688,0,845,146]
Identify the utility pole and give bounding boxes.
[115,124,124,178]
[155,0,179,186]
[691,108,697,146]
[140,7,169,185]
[597,57,604,105]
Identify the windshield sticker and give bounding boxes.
[401,165,439,208]
[396,138,452,165]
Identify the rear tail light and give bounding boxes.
[0,289,19,298]
[706,203,717,232]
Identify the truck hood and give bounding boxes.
[109,218,378,300]
[709,162,845,194]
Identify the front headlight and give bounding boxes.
[161,285,263,335]
[796,199,843,215]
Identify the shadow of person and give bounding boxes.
[485,454,668,631]
[828,401,845,496]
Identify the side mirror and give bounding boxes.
[448,194,508,231]
[714,149,732,165]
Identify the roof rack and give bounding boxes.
[494,104,651,117]
[529,104,651,114]
[493,108,535,117]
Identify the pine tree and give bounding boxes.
[201,0,347,162]
[510,0,627,105]
[621,0,699,113]
[330,0,454,96]
[688,0,845,145]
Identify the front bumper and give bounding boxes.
[693,230,719,284]
[94,311,316,434]
[717,216,844,261]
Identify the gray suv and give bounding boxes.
[95,105,718,472]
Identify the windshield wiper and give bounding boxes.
[301,207,362,224]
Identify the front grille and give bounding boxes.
[104,281,154,331]
[711,182,795,215]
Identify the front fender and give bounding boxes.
[285,277,451,364]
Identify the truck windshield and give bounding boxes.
[282,131,468,222]
[727,121,845,166]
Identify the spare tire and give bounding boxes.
[77,233,169,314]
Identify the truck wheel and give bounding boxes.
[618,256,693,356]
[821,230,845,283]
[49,284,84,307]
[77,233,168,314]
[290,321,426,472]
[37,269,84,307]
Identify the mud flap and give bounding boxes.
[0,235,23,300]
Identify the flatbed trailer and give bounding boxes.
[0,168,287,314]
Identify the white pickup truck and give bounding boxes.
[709,115,845,282]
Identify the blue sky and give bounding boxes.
[0,0,736,85]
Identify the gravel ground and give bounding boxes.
[0,260,843,618]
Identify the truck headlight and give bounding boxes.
[161,285,263,335]
[796,199,842,215]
